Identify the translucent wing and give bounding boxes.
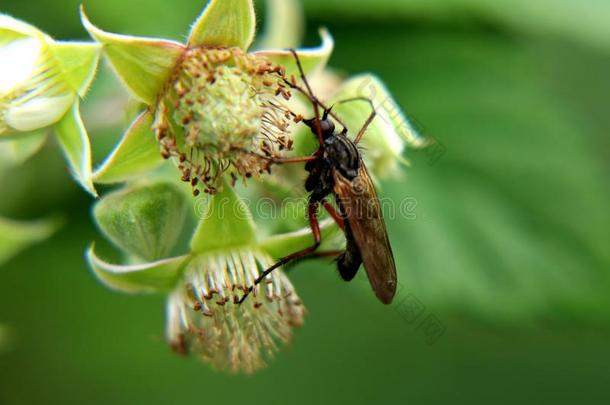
[333,163,397,304]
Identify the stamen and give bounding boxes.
[166,249,306,373]
[153,47,295,195]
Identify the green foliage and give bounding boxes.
[1,0,610,403]
[0,216,60,266]
[304,0,610,52]
[347,30,610,321]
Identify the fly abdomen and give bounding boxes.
[337,242,362,281]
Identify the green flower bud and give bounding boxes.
[94,182,187,261]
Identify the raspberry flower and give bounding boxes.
[88,180,339,373]
[84,0,425,374]
[82,0,333,195]
[0,14,101,195]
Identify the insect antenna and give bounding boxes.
[332,97,377,144]
[287,49,325,145]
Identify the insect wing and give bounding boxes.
[333,164,397,304]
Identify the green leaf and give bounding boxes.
[87,245,188,294]
[54,101,96,196]
[94,182,188,261]
[255,28,334,77]
[303,0,610,52]
[190,183,257,254]
[93,110,163,184]
[0,216,60,266]
[0,324,13,354]
[259,218,343,260]
[256,0,304,50]
[338,29,610,322]
[0,131,47,167]
[81,6,184,104]
[188,0,256,49]
[50,41,101,97]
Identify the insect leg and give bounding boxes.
[232,148,320,167]
[238,201,322,304]
[281,250,343,272]
[322,200,345,231]
[280,201,348,272]
[272,155,319,164]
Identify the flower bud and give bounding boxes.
[94,182,188,261]
[0,15,73,135]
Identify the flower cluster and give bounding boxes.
[1,0,426,373]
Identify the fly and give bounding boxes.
[239,50,397,305]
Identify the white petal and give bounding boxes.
[5,94,73,132]
[0,14,49,38]
[0,38,42,94]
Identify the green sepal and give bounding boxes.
[54,101,96,196]
[81,6,184,104]
[93,182,188,261]
[259,219,343,260]
[93,110,163,184]
[331,74,427,148]
[190,183,257,254]
[255,28,334,77]
[50,41,101,96]
[188,0,256,50]
[255,0,303,50]
[0,216,61,266]
[87,245,189,294]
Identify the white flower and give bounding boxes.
[1,15,71,134]
[87,180,338,373]
[167,249,305,373]
[0,14,101,195]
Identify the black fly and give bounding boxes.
[239,50,397,305]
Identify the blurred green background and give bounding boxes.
[1,0,609,404]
